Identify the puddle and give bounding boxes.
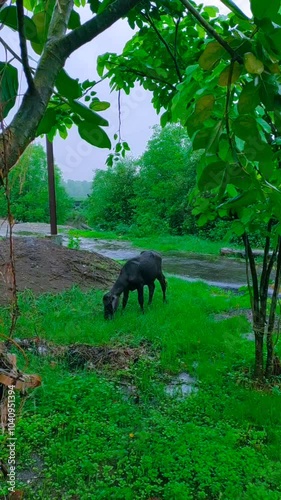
[165,372,198,399]
[16,453,44,485]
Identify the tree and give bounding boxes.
[134,124,198,235]
[0,0,143,176]
[98,0,281,379]
[86,158,137,230]
[0,144,72,223]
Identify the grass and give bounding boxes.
[1,280,281,499]
[67,229,228,255]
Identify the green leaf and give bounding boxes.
[198,41,226,70]
[243,141,273,164]
[274,110,281,133]
[206,121,223,155]
[203,6,219,17]
[186,95,215,136]
[193,128,211,150]
[31,11,51,54]
[23,0,36,11]
[198,160,226,191]
[271,29,281,55]
[260,75,279,111]
[68,10,81,29]
[231,220,245,236]
[232,115,260,141]
[36,108,57,136]
[97,55,107,78]
[226,184,238,198]
[56,70,82,100]
[238,82,260,114]
[97,0,111,14]
[218,137,232,162]
[0,63,18,118]
[250,0,279,20]
[197,214,208,226]
[229,165,252,189]
[244,52,264,75]
[268,191,281,221]
[218,189,261,211]
[78,121,111,149]
[160,110,171,127]
[69,100,108,127]
[90,101,110,111]
[88,0,100,13]
[218,61,242,86]
[0,6,38,42]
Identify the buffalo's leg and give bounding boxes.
[148,283,155,305]
[122,289,129,310]
[137,286,144,313]
[158,274,167,302]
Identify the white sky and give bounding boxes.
[1,0,251,181]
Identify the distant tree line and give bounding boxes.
[85,124,229,240]
[0,127,230,240]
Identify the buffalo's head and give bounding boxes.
[103,293,119,320]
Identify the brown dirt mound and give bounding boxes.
[0,237,121,304]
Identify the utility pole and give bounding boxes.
[46,137,57,235]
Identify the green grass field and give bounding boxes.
[1,279,281,499]
[66,229,227,255]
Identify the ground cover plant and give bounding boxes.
[1,280,281,499]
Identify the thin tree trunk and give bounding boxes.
[243,233,264,379]
[253,329,264,379]
[266,237,281,377]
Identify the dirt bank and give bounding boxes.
[0,237,120,304]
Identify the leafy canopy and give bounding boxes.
[98,0,281,241]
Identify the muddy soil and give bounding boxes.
[0,237,120,305]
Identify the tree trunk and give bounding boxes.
[243,233,264,379]
[265,237,281,377]
[254,321,264,379]
[266,332,274,377]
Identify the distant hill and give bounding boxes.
[63,180,92,200]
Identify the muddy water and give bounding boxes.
[0,221,248,290]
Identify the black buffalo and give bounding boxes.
[103,251,167,319]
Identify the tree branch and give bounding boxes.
[179,0,243,63]
[116,63,176,90]
[0,37,23,65]
[0,0,143,176]
[16,0,35,92]
[60,0,144,58]
[141,11,183,82]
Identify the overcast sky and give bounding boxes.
[1,0,251,181]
